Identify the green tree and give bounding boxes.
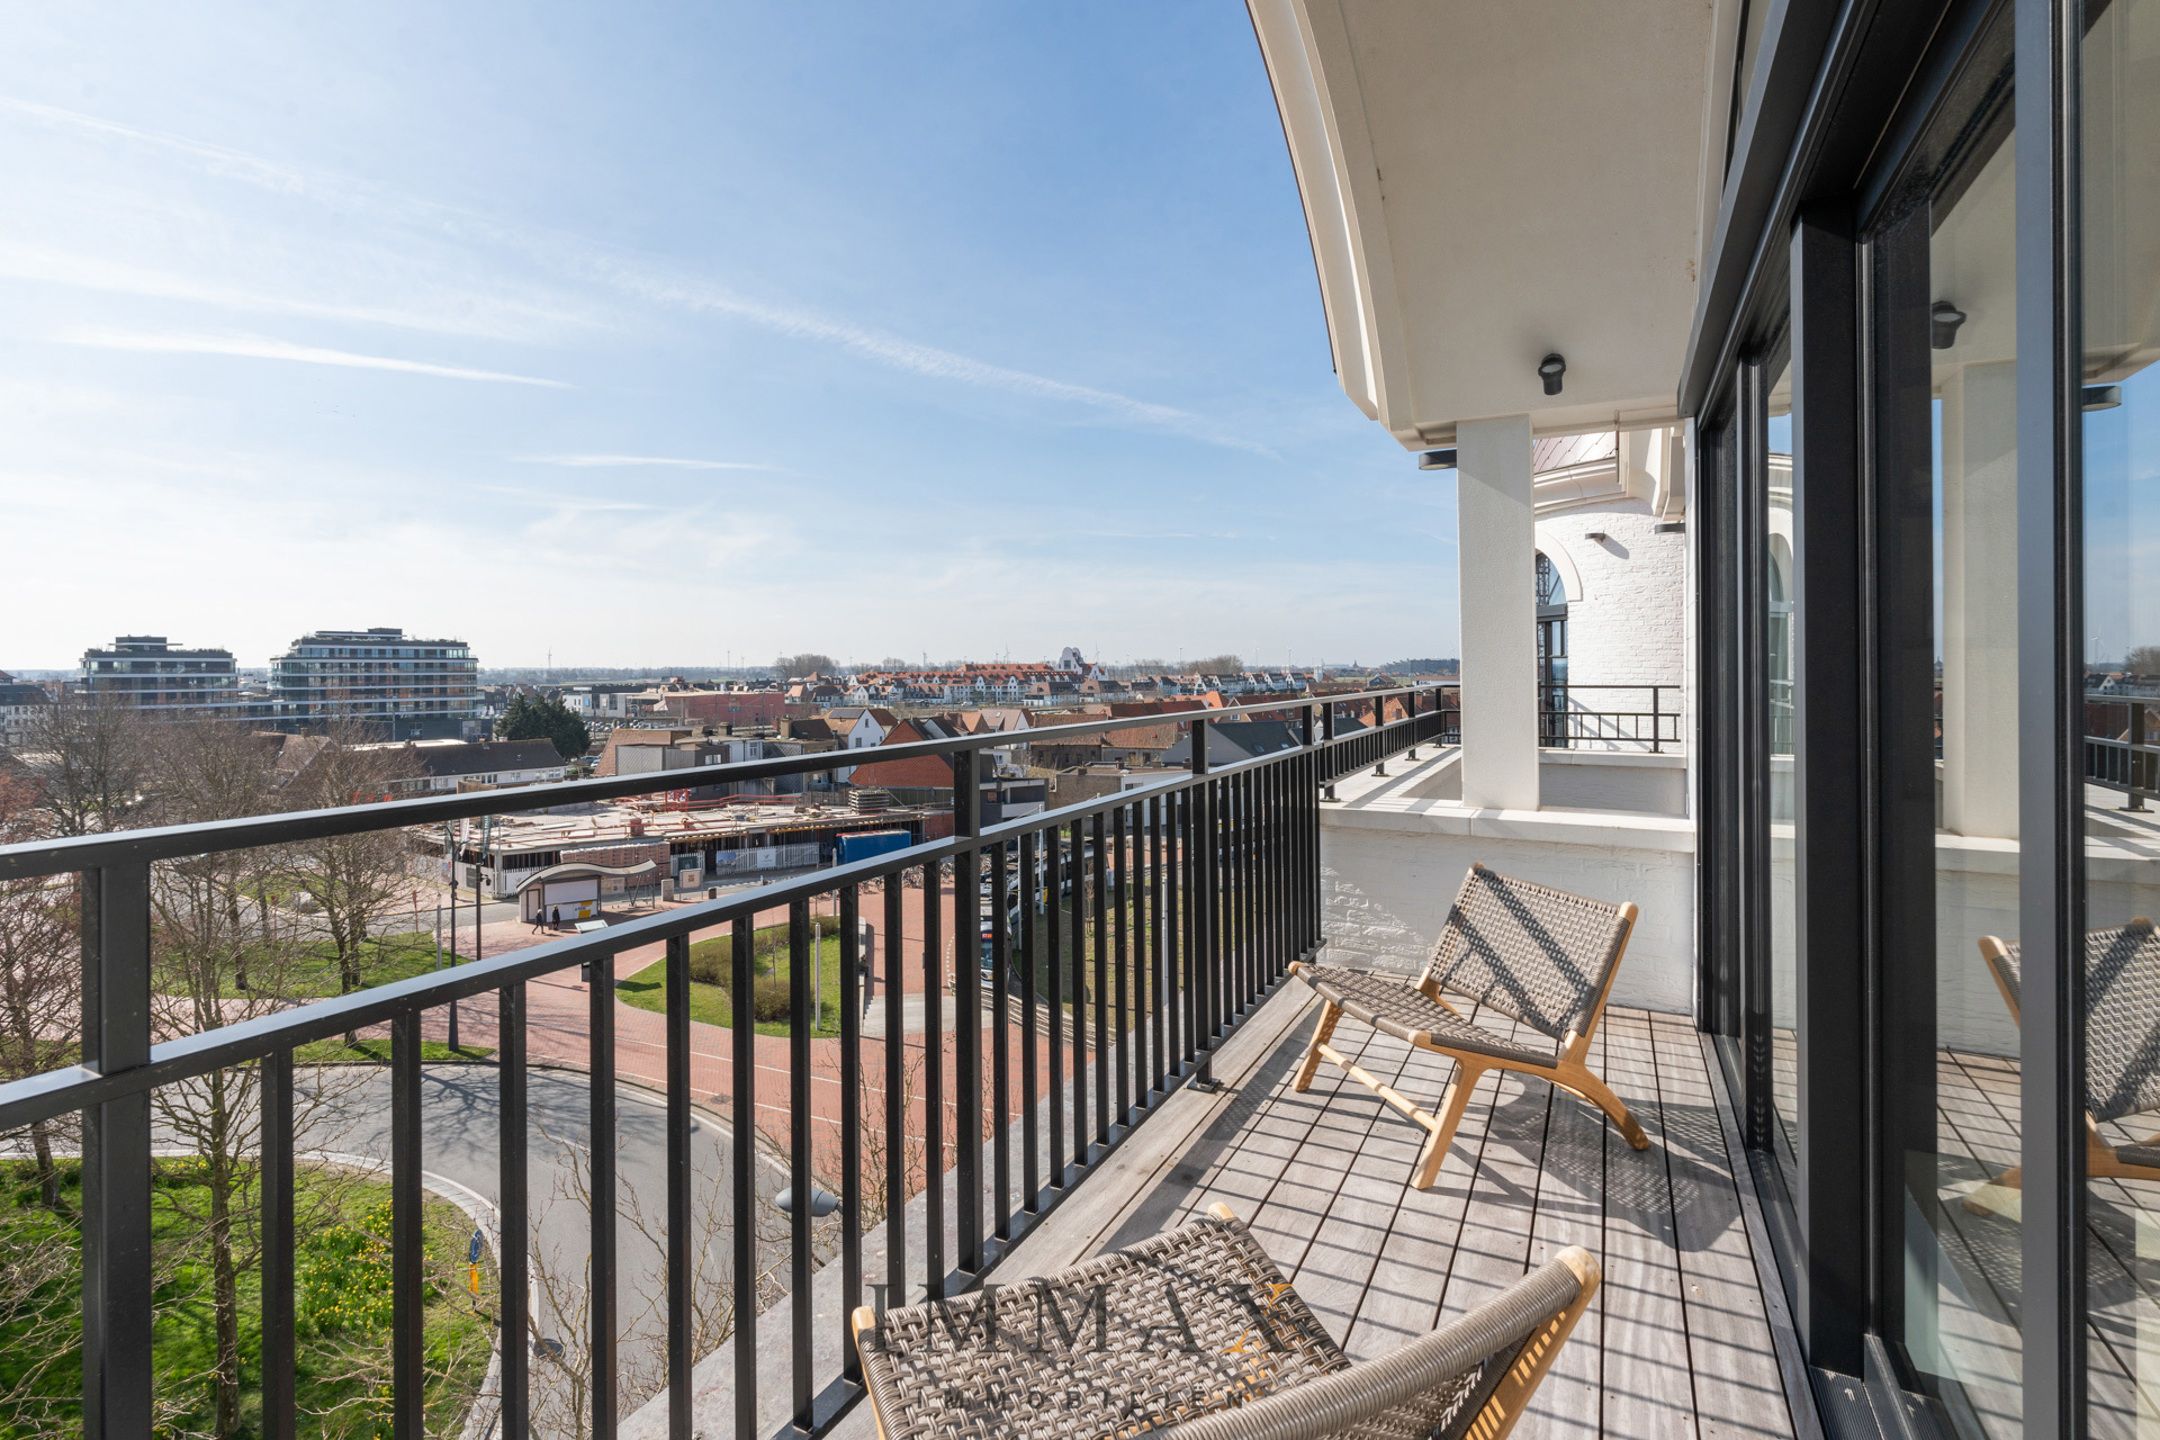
[495,692,591,761]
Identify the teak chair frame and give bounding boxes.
[1965,926,2160,1214]
[848,1201,1599,1440]
[1288,864,1647,1190]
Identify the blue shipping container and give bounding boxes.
[835,829,912,865]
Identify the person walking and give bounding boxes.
[549,904,562,930]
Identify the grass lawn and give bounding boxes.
[1005,887,1163,1025]
[0,1157,496,1439]
[618,920,851,1038]
[291,1036,493,1066]
[220,930,447,1001]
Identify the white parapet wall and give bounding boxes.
[1319,753,1697,1016]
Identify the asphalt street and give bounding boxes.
[292,1064,781,1428]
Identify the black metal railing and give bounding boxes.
[2084,694,2160,809]
[0,681,1447,1440]
[1538,682,1682,752]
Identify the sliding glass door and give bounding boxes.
[2077,0,2160,1429]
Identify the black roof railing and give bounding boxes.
[0,684,1440,883]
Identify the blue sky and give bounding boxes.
[0,4,1458,672]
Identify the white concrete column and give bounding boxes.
[1941,361,2019,839]
[1457,414,1539,810]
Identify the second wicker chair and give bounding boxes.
[1289,862,1649,1189]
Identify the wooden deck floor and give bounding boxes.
[1911,1046,2160,1439]
[904,985,1812,1440]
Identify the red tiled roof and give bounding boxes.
[1103,723,1179,750]
[846,754,954,790]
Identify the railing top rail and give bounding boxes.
[0,682,1442,882]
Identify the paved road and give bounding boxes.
[295,1065,781,1429]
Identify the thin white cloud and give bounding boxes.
[0,96,319,196]
[474,483,661,513]
[54,328,571,388]
[597,264,1276,456]
[12,99,1271,455]
[0,242,597,343]
[513,453,781,472]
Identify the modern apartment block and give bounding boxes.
[77,635,246,717]
[268,626,479,739]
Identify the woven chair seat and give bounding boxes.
[1295,965,1556,1067]
[1285,864,1647,1189]
[853,1212,1587,1440]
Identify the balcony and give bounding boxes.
[0,684,1797,1439]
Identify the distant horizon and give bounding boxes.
[2,651,1458,680]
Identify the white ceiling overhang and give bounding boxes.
[1249,0,1732,446]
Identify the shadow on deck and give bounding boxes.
[833,984,1812,1439]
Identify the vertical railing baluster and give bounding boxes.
[1189,720,1215,1089]
[1091,809,1109,1148]
[1322,704,1338,801]
[881,883,905,1306]
[499,982,530,1440]
[787,900,813,1428]
[731,917,756,1440]
[589,954,618,1440]
[1047,830,1065,1187]
[920,863,944,1295]
[261,1047,295,1440]
[1020,829,1041,1212]
[80,862,153,1440]
[1151,794,1168,1096]
[990,841,1011,1242]
[1068,818,1088,1159]
[951,757,981,1276]
[839,884,863,1382]
[1276,758,1291,977]
[1237,768,1253,1010]
[1213,774,1230,1043]
[1183,781,1200,1075]
[1114,804,1131,1127]
[1249,767,1264,999]
[392,1010,425,1440]
[665,933,693,1438]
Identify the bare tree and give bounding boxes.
[775,653,838,680]
[2125,643,2160,679]
[280,723,416,998]
[138,720,365,1435]
[0,771,78,1210]
[526,1124,791,1440]
[19,691,147,838]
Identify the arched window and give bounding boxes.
[1536,552,1569,744]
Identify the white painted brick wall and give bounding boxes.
[1536,497,1686,741]
[1319,807,1697,1016]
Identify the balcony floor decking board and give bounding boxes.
[826,989,1804,1439]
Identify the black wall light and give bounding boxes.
[2085,384,2123,411]
[1417,448,1457,471]
[1539,353,1566,396]
[1930,300,1967,349]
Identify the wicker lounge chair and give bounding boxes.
[1288,863,1647,1189]
[850,1203,1597,1440]
[1964,921,2160,1214]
